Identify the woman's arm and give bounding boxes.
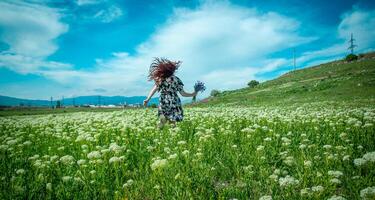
[143,84,158,106]
[179,89,197,97]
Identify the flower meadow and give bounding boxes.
[1,104,375,199]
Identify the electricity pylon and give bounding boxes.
[348,33,357,54]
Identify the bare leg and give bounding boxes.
[158,115,167,129]
[169,120,176,128]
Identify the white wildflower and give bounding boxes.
[46,183,52,191]
[28,154,40,160]
[182,150,189,156]
[269,174,278,181]
[74,177,83,183]
[354,158,367,166]
[62,176,72,182]
[123,179,134,188]
[87,151,101,159]
[109,156,121,164]
[259,195,272,200]
[109,143,123,153]
[50,155,59,161]
[311,185,324,192]
[264,137,272,142]
[283,156,294,166]
[360,186,375,199]
[327,195,346,200]
[328,170,343,178]
[304,160,312,167]
[363,152,375,162]
[330,178,341,184]
[168,153,178,160]
[16,169,25,175]
[256,145,264,151]
[151,159,168,171]
[279,175,299,187]
[59,155,75,165]
[77,159,86,165]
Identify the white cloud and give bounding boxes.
[338,8,375,51]
[201,67,257,92]
[93,5,123,23]
[296,8,375,68]
[0,53,72,74]
[48,1,312,97]
[37,52,150,96]
[76,0,104,6]
[200,58,289,93]
[75,0,124,23]
[138,2,313,75]
[0,1,70,74]
[3,2,374,99]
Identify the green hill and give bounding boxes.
[198,52,375,107]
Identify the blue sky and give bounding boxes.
[0,0,374,100]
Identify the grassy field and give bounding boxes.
[0,107,128,117]
[1,55,375,199]
[1,104,375,199]
[199,55,375,107]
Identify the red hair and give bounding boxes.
[148,58,181,81]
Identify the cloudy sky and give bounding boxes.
[0,0,374,100]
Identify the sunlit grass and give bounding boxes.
[1,104,375,199]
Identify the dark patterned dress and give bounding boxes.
[157,75,184,122]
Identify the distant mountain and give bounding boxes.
[0,95,159,107]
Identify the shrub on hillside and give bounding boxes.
[248,80,260,88]
[210,89,221,97]
[345,54,358,62]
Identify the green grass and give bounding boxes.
[198,56,375,107]
[1,54,375,199]
[0,107,131,117]
[1,105,374,199]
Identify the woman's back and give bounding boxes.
[144,58,200,126]
[158,75,184,94]
[157,75,184,122]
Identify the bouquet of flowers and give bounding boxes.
[192,81,206,102]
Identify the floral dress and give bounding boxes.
[157,75,184,122]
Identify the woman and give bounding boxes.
[143,58,197,128]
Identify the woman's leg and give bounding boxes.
[158,115,167,129]
[169,120,176,128]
